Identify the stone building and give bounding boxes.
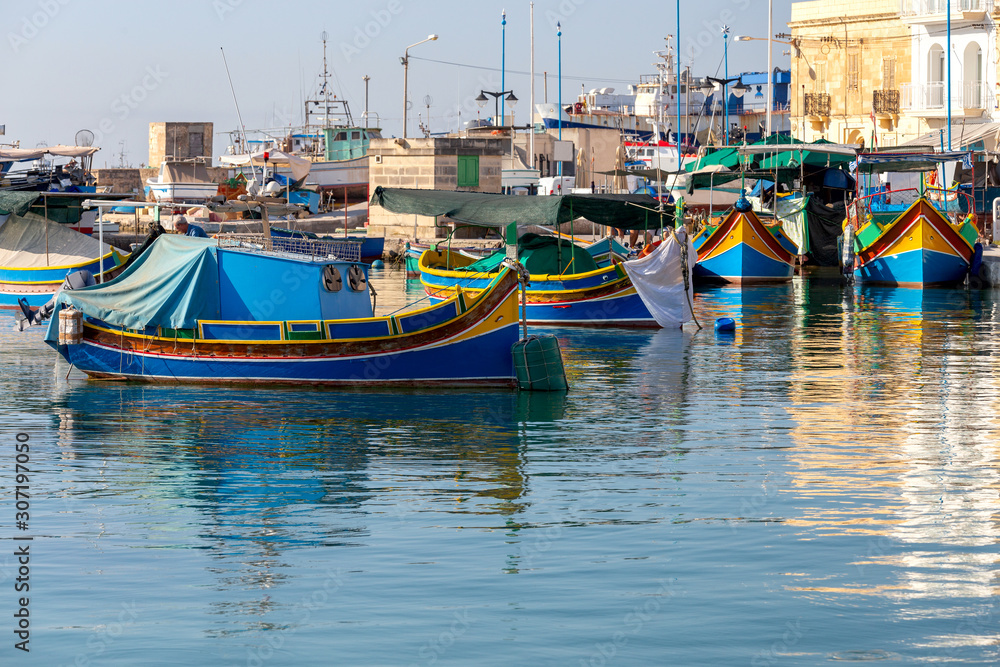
[789,0,999,149]
[148,122,214,168]
[367,136,504,240]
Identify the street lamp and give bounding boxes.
[704,76,746,143]
[723,25,731,145]
[501,10,507,127]
[476,90,517,126]
[401,34,439,139]
[557,21,562,176]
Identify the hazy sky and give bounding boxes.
[2,0,794,167]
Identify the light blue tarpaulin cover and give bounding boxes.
[53,235,221,330]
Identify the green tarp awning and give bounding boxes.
[370,187,672,230]
[0,192,40,216]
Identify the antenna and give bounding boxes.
[221,47,258,181]
[321,31,331,129]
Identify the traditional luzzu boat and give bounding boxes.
[846,152,978,287]
[692,196,798,283]
[371,187,695,328]
[417,235,654,327]
[44,234,523,387]
[0,211,127,309]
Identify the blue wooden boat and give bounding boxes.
[848,151,979,287]
[850,195,976,287]
[418,236,657,328]
[0,212,127,309]
[692,204,798,283]
[45,235,521,387]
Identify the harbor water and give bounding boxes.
[2,269,999,665]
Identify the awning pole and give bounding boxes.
[44,194,49,266]
[98,205,104,284]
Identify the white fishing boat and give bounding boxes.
[146,160,218,204]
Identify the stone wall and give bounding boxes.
[368,137,504,241]
[94,167,231,197]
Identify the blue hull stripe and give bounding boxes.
[65,324,519,385]
[694,243,793,282]
[855,248,969,286]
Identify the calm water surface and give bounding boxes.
[1,267,999,665]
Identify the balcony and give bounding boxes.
[899,81,989,116]
[900,0,991,23]
[873,89,900,116]
[803,92,831,118]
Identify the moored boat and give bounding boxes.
[44,234,522,387]
[849,193,976,287]
[693,200,798,283]
[146,160,219,204]
[0,212,127,309]
[846,152,979,288]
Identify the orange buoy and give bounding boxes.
[639,240,662,258]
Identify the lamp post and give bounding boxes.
[734,34,799,140]
[501,10,507,127]
[401,34,438,139]
[702,77,748,144]
[723,25,731,145]
[557,21,562,177]
[476,90,517,126]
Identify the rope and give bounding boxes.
[673,228,702,330]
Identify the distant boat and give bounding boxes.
[44,235,522,387]
[146,160,219,204]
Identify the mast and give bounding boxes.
[321,31,331,130]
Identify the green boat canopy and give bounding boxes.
[0,191,40,216]
[370,187,672,230]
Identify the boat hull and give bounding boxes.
[147,181,219,204]
[693,209,795,283]
[853,199,974,287]
[0,252,124,310]
[51,268,522,387]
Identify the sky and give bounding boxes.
[1,0,795,168]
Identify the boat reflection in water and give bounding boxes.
[781,283,1000,657]
[52,382,565,630]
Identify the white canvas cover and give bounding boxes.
[158,161,215,184]
[0,145,100,163]
[219,149,311,182]
[0,212,114,269]
[622,229,695,328]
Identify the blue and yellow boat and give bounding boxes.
[692,204,797,283]
[850,195,976,287]
[0,212,127,309]
[45,235,521,387]
[418,235,657,327]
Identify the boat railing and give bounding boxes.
[217,234,363,262]
[847,187,973,229]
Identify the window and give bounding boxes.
[847,52,860,92]
[882,56,896,89]
[457,155,479,187]
[814,62,827,93]
[351,131,362,140]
